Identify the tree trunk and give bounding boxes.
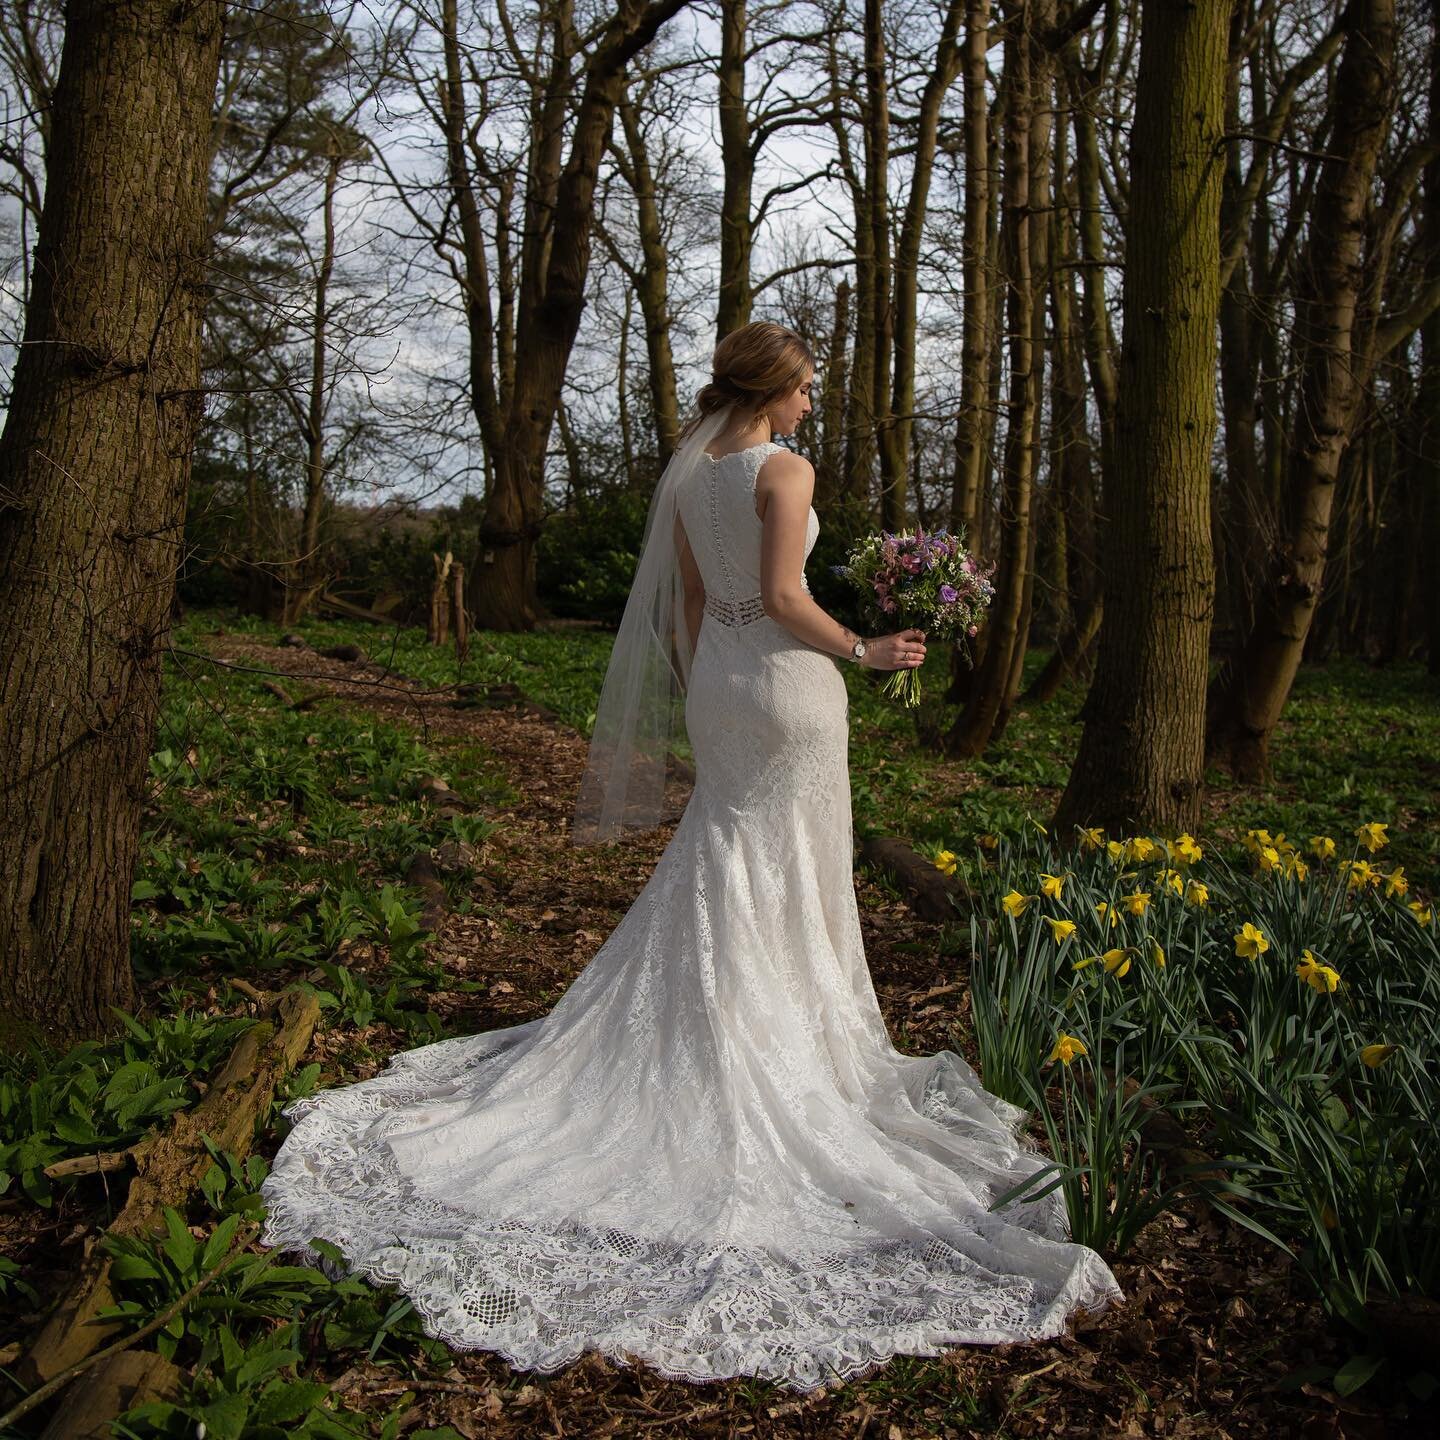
[716,0,753,338]
[618,98,680,469]
[946,2,1051,758]
[286,146,343,626]
[865,0,898,529]
[1425,14,1440,674]
[471,0,690,631]
[1053,0,1226,838]
[885,0,965,518]
[1206,0,1397,779]
[819,277,850,501]
[0,0,225,1044]
[950,0,994,546]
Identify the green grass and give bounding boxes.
[209,609,1438,896]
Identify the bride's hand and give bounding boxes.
[861,628,927,670]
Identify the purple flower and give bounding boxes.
[939,583,958,603]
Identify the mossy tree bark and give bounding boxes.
[0,0,225,1043]
[1052,0,1227,838]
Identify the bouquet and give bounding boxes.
[830,525,995,707]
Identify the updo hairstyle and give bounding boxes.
[679,321,815,442]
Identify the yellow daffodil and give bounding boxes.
[1320,1205,1338,1232]
[1074,947,1133,978]
[1256,845,1282,874]
[1048,1033,1088,1066]
[1096,900,1119,927]
[1102,947,1132,978]
[1155,867,1184,896]
[1309,835,1336,860]
[1407,899,1433,927]
[933,849,957,875]
[1281,852,1309,883]
[1355,822,1389,853]
[1002,890,1031,918]
[1045,917,1077,943]
[1123,837,1157,863]
[1184,880,1209,908]
[1106,840,1125,863]
[1078,826,1105,852]
[1169,834,1203,866]
[1273,832,1296,856]
[1243,828,1274,855]
[1344,859,1379,891]
[978,832,1000,851]
[1296,950,1341,994]
[1360,1044,1397,1069]
[1234,922,1269,960]
[1383,866,1408,898]
[1121,890,1151,917]
[1150,938,1166,969]
[1039,872,1065,901]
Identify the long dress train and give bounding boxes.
[258,439,1122,1391]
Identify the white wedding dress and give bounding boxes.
[259,440,1122,1391]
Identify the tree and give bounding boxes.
[1206,0,1401,779]
[0,0,226,1042]
[1053,0,1228,836]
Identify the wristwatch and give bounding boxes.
[850,637,867,663]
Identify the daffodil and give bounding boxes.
[1045,916,1077,943]
[1383,866,1408,898]
[1102,947,1132,978]
[1309,835,1336,860]
[1078,826,1105,852]
[978,832,1000,851]
[1123,837,1157,863]
[1048,1033,1088,1066]
[1257,846,1282,874]
[1320,1205,1338,1232]
[1095,900,1119,927]
[1407,899,1433,927]
[1296,950,1341,994]
[1234,922,1269,960]
[1106,840,1125,863]
[1243,828,1274,855]
[1355,821,1389,853]
[933,849,957,876]
[1344,859,1378,891]
[1150,938,1166,968]
[1170,834,1203,866]
[1360,1044,1397,1069]
[1156,867,1184,896]
[1281,852,1309,883]
[1121,890,1151,917]
[1039,872,1065,901]
[1001,890,1031,918]
[1184,880,1209,907]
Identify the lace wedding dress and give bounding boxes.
[259,440,1122,1391]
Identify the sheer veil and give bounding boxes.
[569,404,735,846]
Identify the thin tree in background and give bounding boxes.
[0,0,225,1041]
[1053,0,1228,836]
[1206,0,1398,779]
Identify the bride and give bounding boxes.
[259,321,1122,1392]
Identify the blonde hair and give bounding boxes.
[679,321,815,442]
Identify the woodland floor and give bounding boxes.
[2,621,1425,1439]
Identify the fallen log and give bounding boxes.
[858,836,968,922]
[318,643,366,664]
[17,988,321,1391]
[261,680,293,706]
[37,1350,186,1440]
[316,590,404,627]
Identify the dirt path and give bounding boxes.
[196,630,1348,1440]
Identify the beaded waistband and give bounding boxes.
[703,577,809,628]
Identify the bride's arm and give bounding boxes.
[675,513,705,655]
[755,453,870,663]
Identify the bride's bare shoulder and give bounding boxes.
[755,447,814,497]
